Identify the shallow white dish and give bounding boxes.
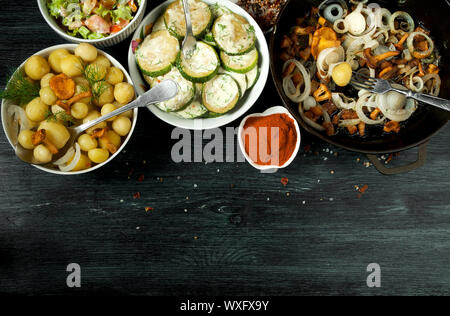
[238,106,301,172]
[127,0,269,130]
[37,0,147,48]
[1,44,138,175]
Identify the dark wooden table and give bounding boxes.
[0,0,449,296]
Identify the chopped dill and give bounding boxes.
[91,80,108,102]
[83,63,105,86]
[0,68,40,105]
[45,109,75,124]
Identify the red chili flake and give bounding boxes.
[304,144,311,152]
[138,174,145,182]
[133,192,141,199]
[386,154,393,164]
[281,177,289,186]
[359,185,369,194]
[145,207,153,212]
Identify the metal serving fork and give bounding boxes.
[351,72,450,112]
[181,0,197,59]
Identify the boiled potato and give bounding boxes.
[60,54,84,77]
[26,97,48,122]
[71,154,92,171]
[84,63,107,82]
[33,144,53,163]
[74,84,92,104]
[39,87,57,105]
[114,82,135,104]
[24,55,50,80]
[99,130,122,150]
[75,43,98,62]
[88,148,109,164]
[48,48,70,73]
[50,104,69,124]
[51,104,67,115]
[112,116,131,136]
[90,55,111,69]
[101,103,117,121]
[332,62,353,87]
[77,134,98,151]
[73,76,89,87]
[40,73,55,88]
[71,102,89,120]
[38,121,70,149]
[93,82,114,106]
[105,67,124,85]
[83,111,107,135]
[18,130,35,150]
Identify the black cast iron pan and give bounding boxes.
[270,0,450,174]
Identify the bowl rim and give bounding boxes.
[237,106,301,171]
[37,0,147,44]
[127,0,270,130]
[1,43,138,175]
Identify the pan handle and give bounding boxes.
[366,142,428,175]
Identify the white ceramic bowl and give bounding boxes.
[1,44,138,175]
[238,106,301,172]
[127,0,269,130]
[37,0,147,48]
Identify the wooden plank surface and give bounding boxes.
[0,0,449,296]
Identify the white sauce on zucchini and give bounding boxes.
[219,68,247,95]
[183,43,219,74]
[214,13,255,54]
[155,68,194,111]
[223,49,257,69]
[205,75,238,107]
[138,31,179,69]
[165,0,211,36]
[152,15,166,32]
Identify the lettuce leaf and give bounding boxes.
[47,0,79,18]
[111,5,133,23]
[94,4,112,18]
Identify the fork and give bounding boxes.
[351,72,450,112]
[181,0,197,59]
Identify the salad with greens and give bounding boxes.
[47,0,142,40]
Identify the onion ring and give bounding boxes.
[54,146,75,166]
[282,59,312,103]
[375,8,391,30]
[422,73,441,96]
[324,4,344,23]
[333,19,349,34]
[59,143,81,172]
[407,31,434,59]
[356,94,386,125]
[389,11,415,35]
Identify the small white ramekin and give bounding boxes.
[238,106,301,173]
[1,44,138,175]
[37,0,147,48]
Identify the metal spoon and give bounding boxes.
[181,0,197,59]
[13,80,178,165]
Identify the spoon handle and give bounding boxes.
[74,80,178,134]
